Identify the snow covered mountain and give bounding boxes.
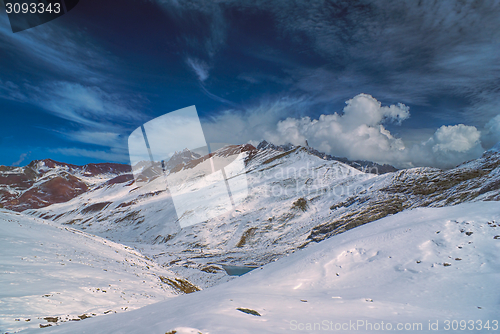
[20,202,500,334]
[1,141,499,333]
[18,142,500,291]
[256,140,398,174]
[308,147,500,242]
[22,144,374,287]
[0,159,131,212]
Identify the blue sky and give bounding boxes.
[0,0,499,168]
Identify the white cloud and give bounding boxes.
[0,80,27,101]
[407,124,484,169]
[202,96,311,145]
[24,81,144,128]
[0,14,112,83]
[261,94,410,164]
[203,93,490,169]
[4,80,146,153]
[12,152,31,166]
[155,0,226,58]
[62,130,125,148]
[481,115,500,149]
[431,124,481,153]
[186,57,210,82]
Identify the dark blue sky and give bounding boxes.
[1,0,499,168]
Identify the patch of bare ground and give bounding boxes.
[158,276,200,294]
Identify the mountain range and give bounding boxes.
[0,141,499,333]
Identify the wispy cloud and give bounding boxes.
[0,15,114,83]
[157,0,500,129]
[4,80,145,129]
[0,79,27,101]
[186,57,210,82]
[199,84,238,107]
[481,115,500,149]
[155,0,227,58]
[3,79,147,155]
[29,81,145,127]
[12,151,31,166]
[202,96,312,144]
[49,147,129,163]
[266,0,500,122]
[61,130,125,148]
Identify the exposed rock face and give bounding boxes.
[0,159,131,211]
[308,149,500,242]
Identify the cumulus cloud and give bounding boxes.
[260,94,410,164]
[203,93,409,164]
[481,115,500,149]
[203,93,489,169]
[408,124,484,169]
[431,125,481,153]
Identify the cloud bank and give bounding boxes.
[204,94,489,169]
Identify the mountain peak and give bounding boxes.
[256,140,273,150]
[255,140,397,174]
[164,148,202,170]
[488,141,500,153]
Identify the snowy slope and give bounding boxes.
[0,210,199,333]
[22,201,500,334]
[25,145,369,244]
[22,145,500,291]
[23,146,373,287]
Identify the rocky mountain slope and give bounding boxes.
[1,141,499,333]
[17,141,500,290]
[308,147,500,242]
[21,143,373,287]
[0,159,131,212]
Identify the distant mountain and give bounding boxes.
[0,142,394,213]
[2,143,499,333]
[0,159,131,211]
[308,147,500,242]
[256,140,398,174]
[164,148,201,170]
[15,142,499,292]
[0,141,498,291]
